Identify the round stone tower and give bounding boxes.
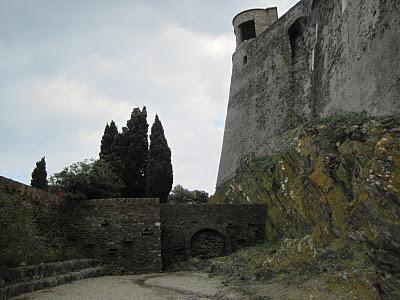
[233,8,278,49]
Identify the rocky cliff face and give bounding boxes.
[211,113,400,298]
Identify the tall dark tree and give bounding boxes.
[113,107,149,197]
[146,115,173,203]
[31,157,48,190]
[99,120,118,162]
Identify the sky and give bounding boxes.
[0,0,298,194]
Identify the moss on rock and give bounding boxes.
[211,113,400,298]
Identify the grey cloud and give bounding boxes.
[0,0,298,192]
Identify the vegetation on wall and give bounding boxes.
[168,185,209,204]
[146,115,173,203]
[49,159,124,200]
[0,182,76,267]
[31,157,48,191]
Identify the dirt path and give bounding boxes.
[13,272,248,300]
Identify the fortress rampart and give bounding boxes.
[1,176,266,274]
[217,0,400,187]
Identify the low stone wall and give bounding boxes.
[0,259,104,300]
[160,204,266,267]
[66,198,162,274]
[0,259,97,286]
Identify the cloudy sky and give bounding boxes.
[0,0,298,193]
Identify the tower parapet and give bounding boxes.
[233,8,278,49]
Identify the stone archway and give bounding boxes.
[184,226,232,261]
[190,229,226,259]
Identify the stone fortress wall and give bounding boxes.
[217,0,400,187]
[0,176,266,274]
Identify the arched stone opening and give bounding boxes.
[288,17,308,59]
[190,229,226,259]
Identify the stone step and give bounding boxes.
[1,266,105,300]
[1,259,99,285]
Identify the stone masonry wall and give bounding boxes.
[66,198,162,274]
[1,177,268,274]
[160,204,266,267]
[217,0,400,187]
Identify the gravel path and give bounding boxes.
[13,272,248,300]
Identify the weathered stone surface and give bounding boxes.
[65,198,162,275]
[217,0,400,187]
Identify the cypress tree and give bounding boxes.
[146,115,173,203]
[31,157,48,190]
[111,128,127,180]
[114,107,149,197]
[99,120,118,161]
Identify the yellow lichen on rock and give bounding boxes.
[309,157,335,192]
[212,114,400,298]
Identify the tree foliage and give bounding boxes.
[49,106,175,200]
[99,120,118,162]
[31,157,48,190]
[168,185,209,204]
[49,159,124,200]
[146,115,173,203]
[113,107,149,197]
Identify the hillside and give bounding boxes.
[210,113,400,299]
